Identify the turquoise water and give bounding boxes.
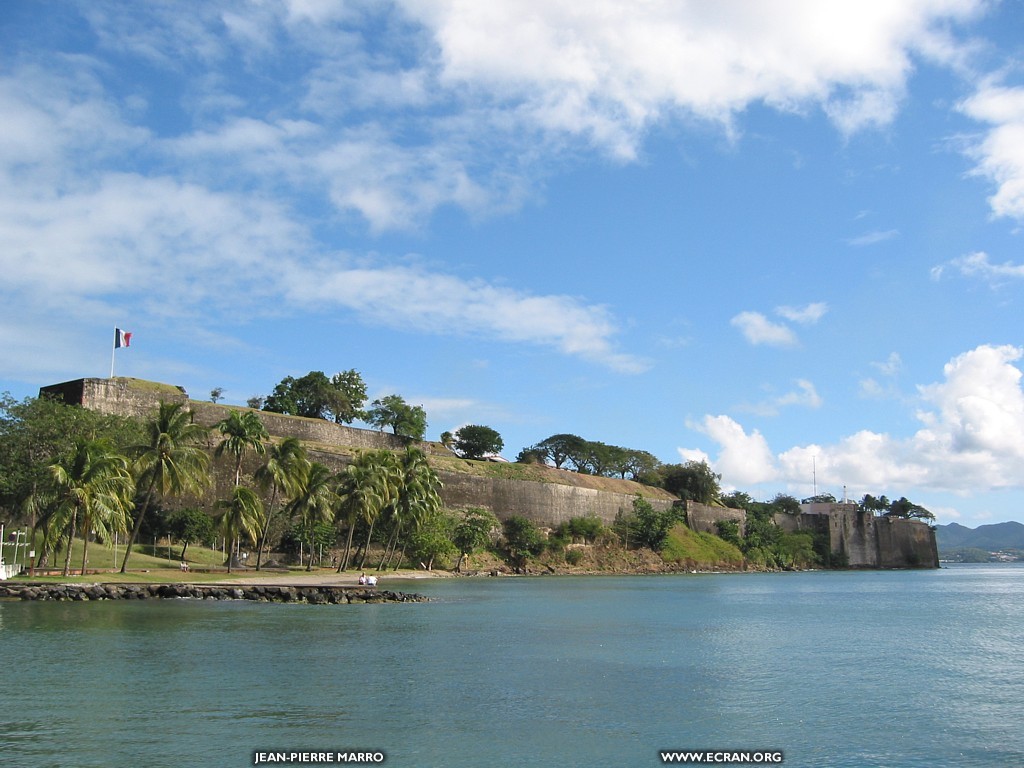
[2,565,1022,767]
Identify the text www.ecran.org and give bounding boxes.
[660,751,784,764]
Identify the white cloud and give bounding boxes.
[684,345,1024,497]
[41,1,989,232]
[847,228,899,246]
[776,302,828,324]
[684,415,779,486]
[936,250,1024,286]
[741,379,823,416]
[403,0,983,156]
[731,311,798,347]
[283,260,647,373]
[960,82,1024,219]
[872,352,904,377]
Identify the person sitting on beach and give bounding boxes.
[358,573,367,585]
[180,561,189,572]
[366,574,378,587]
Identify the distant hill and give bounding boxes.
[936,521,1024,552]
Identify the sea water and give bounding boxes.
[1,564,1022,768]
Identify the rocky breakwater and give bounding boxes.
[0,583,428,604]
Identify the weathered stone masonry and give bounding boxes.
[41,377,939,567]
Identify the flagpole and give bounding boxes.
[110,327,117,379]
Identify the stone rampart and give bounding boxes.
[774,508,937,568]
[685,502,746,536]
[438,470,675,528]
[42,377,674,527]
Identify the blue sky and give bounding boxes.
[3,1,1024,528]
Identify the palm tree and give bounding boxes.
[121,402,210,573]
[253,437,308,570]
[215,410,269,487]
[334,450,399,572]
[215,486,264,573]
[379,447,442,571]
[43,438,135,576]
[286,461,337,570]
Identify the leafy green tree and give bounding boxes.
[628,495,685,551]
[364,395,427,440]
[215,486,264,573]
[209,387,224,403]
[886,496,935,521]
[566,516,605,544]
[328,370,369,424]
[214,410,268,487]
[659,461,721,504]
[515,446,547,464]
[42,438,135,576]
[263,370,367,423]
[406,508,457,570]
[121,402,210,573]
[577,440,612,475]
[801,493,837,504]
[167,507,215,560]
[859,494,890,515]
[715,519,742,548]
[253,437,309,569]
[452,507,498,572]
[453,425,504,460]
[0,394,140,545]
[524,433,588,470]
[501,515,543,572]
[287,461,337,570]
[768,493,801,516]
[776,531,820,569]
[608,447,660,481]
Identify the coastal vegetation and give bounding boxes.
[0,378,937,577]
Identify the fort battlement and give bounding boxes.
[41,377,938,567]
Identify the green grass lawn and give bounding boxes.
[4,532,281,583]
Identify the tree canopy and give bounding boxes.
[364,395,427,440]
[263,369,367,424]
[453,424,504,460]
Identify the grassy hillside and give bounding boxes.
[659,523,745,569]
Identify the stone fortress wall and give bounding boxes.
[41,378,938,567]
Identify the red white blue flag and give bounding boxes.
[114,328,132,349]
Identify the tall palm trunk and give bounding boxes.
[120,478,156,573]
[337,523,356,572]
[358,517,376,570]
[255,487,279,571]
[80,526,91,576]
[62,507,78,577]
[378,522,399,571]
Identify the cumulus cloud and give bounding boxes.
[731,312,797,347]
[403,0,982,155]
[741,379,823,416]
[775,302,828,324]
[683,415,779,487]
[682,345,1024,496]
[960,82,1024,220]
[74,0,989,227]
[933,251,1024,286]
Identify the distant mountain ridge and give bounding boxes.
[936,521,1024,552]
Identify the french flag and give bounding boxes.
[114,328,132,349]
